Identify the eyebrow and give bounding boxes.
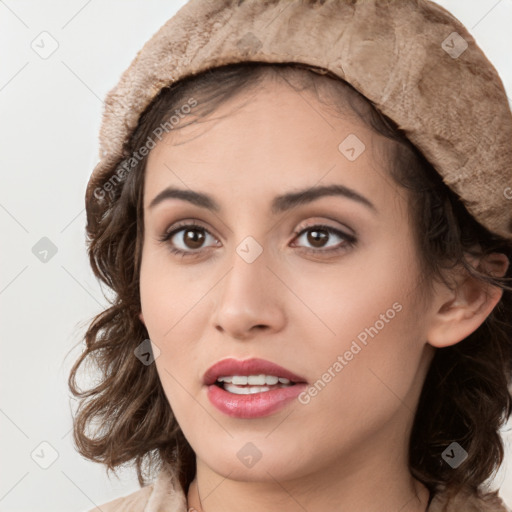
[148,184,377,215]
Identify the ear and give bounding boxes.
[139,311,145,325]
[426,252,509,348]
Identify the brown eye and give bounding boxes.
[306,228,329,248]
[292,224,356,253]
[181,228,206,249]
[159,221,220,257]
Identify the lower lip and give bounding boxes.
[206,383,308,418]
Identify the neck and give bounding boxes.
[187,449,430,512]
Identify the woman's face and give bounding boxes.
[139,78,436,483]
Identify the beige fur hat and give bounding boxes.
[86,0,512,240]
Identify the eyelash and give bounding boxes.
[158,221,357,259]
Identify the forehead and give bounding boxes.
[143,79,401,215]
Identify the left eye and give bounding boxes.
[291,224,356,252]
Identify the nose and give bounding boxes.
[211,245,287,340]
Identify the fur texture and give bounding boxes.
[87,0,512,239]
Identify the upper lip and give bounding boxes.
[203,357,307,385]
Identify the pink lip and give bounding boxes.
[203,357,308,419]
[206,382,308,418]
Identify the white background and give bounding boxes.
[1,1,511,511]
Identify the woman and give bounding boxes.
[70,1,512,511]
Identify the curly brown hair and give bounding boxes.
[68,62,512,499]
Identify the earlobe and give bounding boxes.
[426,252,509,349]
[139,312,145,325]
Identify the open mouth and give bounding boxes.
[205,366,309,418]
[214,375,297,395]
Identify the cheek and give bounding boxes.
[139,259,207,415]
[288,296,425,462]
[287,236,419,345]
[139,245,213,341]
[138,248,220,417]
[287,242,424,408]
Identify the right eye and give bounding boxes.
[158,221,221,257]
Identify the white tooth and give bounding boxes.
[224,383,271,395]
[247,374,266,385]
[217,375,294,386]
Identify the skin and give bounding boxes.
[138,74,509,512]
